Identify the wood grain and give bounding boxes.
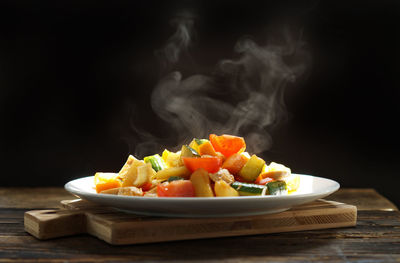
[24,199,357,245]
[328,188,398,211]
[2,209,400,262]
[0,188,74,209]
[2,188,400,262]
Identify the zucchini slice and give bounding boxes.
[180,145,200,158]
[267,181,288,195]
[231,181,266,196]
[144,154,167,172]
[238,155,266,182]
[167,176,184,182]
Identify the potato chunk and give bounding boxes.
[119,155,145,187]
[190,168,214,197]
[214,180,239,197]
[154,166,191,181]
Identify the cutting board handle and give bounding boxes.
[24,209,86,239]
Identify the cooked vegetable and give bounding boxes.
[190,168,214,197]
[94,173,121,193]
[209,134,246,158]
[93,133,299,198]
[197,141,217,156]
[119,155,146,187]
[189,138,209,152]
[195,138,209,145]
[267,181,288,195]
[168,176,184,182]
[134,163,153,187]
[222,153,249,175]
[214,180,239,197]
[162,149,182,168]
[180,145,200,164]
[282,174,300,193]
[238,155,266,182]
[181,145,200,157]
[182,156,222,173]
[157,180,195,197]
[231,181,266,196]
[141,182,153,191]
[154,166,191,181]
[144,154,166,172]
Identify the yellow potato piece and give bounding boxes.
[190,168,214,197]
[119,155,145,187]
[134,163,153,187]
[214,180,239,197]
[162,149,182,168]
[155,166,191,180]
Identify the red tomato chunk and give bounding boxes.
[157,180,195,197]
[182,157,222,173]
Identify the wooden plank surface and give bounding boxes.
[1,188,400,262]
[0,188,74,209]
[1,209,400,262]
[24,199,357,244]
[328,188,398,211]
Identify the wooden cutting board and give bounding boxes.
[24,199,357,245]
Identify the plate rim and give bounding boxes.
[65,173,340,202]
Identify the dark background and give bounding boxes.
[1,0,399,206]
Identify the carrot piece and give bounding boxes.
[209,134,246,158]
[198,141,217,156]
[94,172,122,193]
[96,181,121,193]
[222,153,249,175]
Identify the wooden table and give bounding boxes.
[1,188,399,262]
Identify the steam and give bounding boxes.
[130,12,310,157]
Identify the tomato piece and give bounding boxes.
[182,157,222,173]
[209,134,246,158]
[157,180,195,197]
[141,182,153,192]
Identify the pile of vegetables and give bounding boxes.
[94,134,300,197]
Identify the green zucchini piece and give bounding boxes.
[180,145,200,158]
[231,181,266,196]
[144,154,167,172]
[167,176,184,182]
[194,138,209,145]
[267,181,288,195]
[238,154,266,182]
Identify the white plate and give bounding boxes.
[65,174,339,218]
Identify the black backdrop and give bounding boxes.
[1,0,399,207]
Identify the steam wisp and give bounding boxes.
[131,12,310,157]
